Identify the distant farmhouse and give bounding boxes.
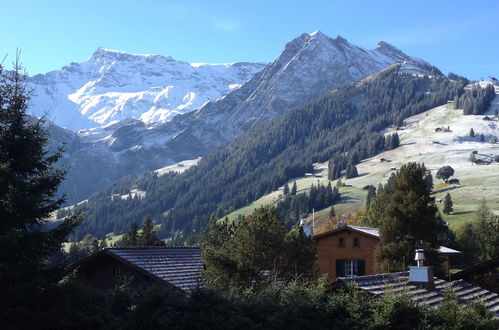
[434,126,451,132]
[72,247,203,291]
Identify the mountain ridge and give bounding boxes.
[28,49,265,130]
[44,31,439,205]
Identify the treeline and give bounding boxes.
[17,277,497,329]
[276,183,340,224]
[456,83,495,115]
[68,67,468,241]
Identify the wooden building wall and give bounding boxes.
[76,253,153,288]
[315,229,379,280]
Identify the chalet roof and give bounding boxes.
[337,272,499,317]
[451,257,499,281]
[348,225,380,237]
[314,225,460,255]
[74,246,203,291]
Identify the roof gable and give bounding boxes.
[314,225,381,240]
[314,225,460,254]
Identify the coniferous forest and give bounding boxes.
[66,66,469,241]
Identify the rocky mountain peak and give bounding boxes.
[376,41,409,61]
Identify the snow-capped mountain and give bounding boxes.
[28,48,265,130]
[111,31,438,157]
[49,31,440,205]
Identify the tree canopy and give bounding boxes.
[436,165,455,183]
[200,206,317,292]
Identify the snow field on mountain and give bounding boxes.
[28,48,265,130]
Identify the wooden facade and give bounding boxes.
[314,226,380,280]
[74,251,164,288]
[314,225,460,280]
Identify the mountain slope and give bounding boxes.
[29,49,265,130]
[226,85,499,232]
[65,66,465,240]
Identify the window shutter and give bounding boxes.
[358,259,365,276]
[336,259,345,277]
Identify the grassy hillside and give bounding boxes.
[228,84,499,231]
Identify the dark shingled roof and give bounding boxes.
[76,246,203,291]
[337,272,499,317]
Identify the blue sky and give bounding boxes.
[1,0,498,79]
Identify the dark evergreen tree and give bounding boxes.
[283,183,290,195]
[377,163,447,272]
[290,181,297,195]
[99,236,108,250]
[82,233,99,254]
[0,58,80,317]
[391,132,400,149]
[366,185,376,206]
[469,128,475,137]
[480,133,485,142]
[424,170,434,192]
[346,164,359,178]
[329,206,336,217]
[138,216,165,246]
[199,217,236,290]
[120,222,139,246]
[443,193,453,214]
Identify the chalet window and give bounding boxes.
[339,238,345,248]
[345,260,358,277]
[353,238,360,248]
[338,259,366,277]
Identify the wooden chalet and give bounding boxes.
[72,246,203,291]
[314,225,460,280]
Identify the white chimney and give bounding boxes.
[414,249,425,266]
[409,249,434,289]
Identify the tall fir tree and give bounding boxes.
[138,216,164,246]
[377,163,447,272]
[443,193,453,214]
[283,183,290,195]
[424,170,434,192]
[290,181,297,195]
[0,57,80,316]
[329,206,336,218]
[366,185,376,207]
[391,132,400,149]
[120,222,139,246]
